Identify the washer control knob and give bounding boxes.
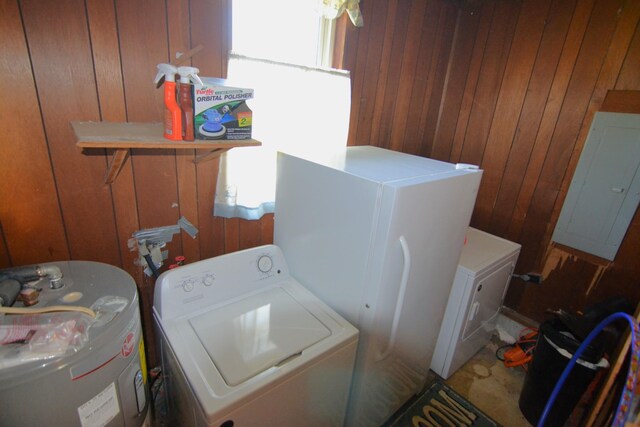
[257,255,273,273]
[182,280,195,292]
[203,274,215,286]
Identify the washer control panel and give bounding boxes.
[179,274,216,293]
[155,245,290,320]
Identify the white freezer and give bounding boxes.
[431,227,521,379]
[274,146,482,426]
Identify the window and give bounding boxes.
[231,0,336,68]
[214,0,362,220]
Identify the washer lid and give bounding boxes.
[189,287,331,386]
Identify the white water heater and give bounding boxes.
[0,261,149,427]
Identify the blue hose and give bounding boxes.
[537,312,639,427]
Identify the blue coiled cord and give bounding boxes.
[537,312,640,427]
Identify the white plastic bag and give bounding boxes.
[0,312,92,369]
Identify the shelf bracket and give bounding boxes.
[194,148,231,164]
[105,148,130,184]
[103,147,229,183]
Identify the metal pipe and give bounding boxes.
[37,265,64,289]
[0,265,64,290]
[0,267,40,283]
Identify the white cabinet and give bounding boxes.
[552,112,640,260]
[431,227,521,379]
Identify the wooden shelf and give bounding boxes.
[72,121,261,183]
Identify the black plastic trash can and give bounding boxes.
[518,319,606,427]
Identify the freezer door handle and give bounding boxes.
[376,235,411,362]
[468,301,480,322]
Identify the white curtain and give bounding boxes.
[213,54,351,219]
[318,0,364,27]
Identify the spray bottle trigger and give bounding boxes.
[191,73,203,86]
[154,71,165,87]
[177,66,203,86]
[154,63,178,85]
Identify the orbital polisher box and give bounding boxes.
[193,78,253,140]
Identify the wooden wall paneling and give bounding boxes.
[601,90,640,113]
[195,160,224,259]
[504,0,596,310]
[168,0,191,65]
[0,0,69,265]
[404,0,446,156]
[388,0,428,152]
[416,4,458,157]
[86,0,141,282]
[534,7,640,319]
[472,0,551,230]
[225,218,240,253]
[332,15,348,70]
[365,0,401,147]
[261,213,274,246]
[591,242,640,309]
[86,0,128,122]
[516,0,627,272]
[457,0,520,168]
[338,12,360,79]
[190,0,230,259]
[588,0,640,101]
[343,7,365,146]
[430,5,482,161]
[506,0,595,244]
[488,0,577,238]
[448,0,496,163]
[510,2,632,316]
[238,218,262,250]
[107,161,144,283]
[371,1,412,150]
[115,0,167,122]
[116,0,182,258]
[617,24,640,89]
[528,247,601,318]
[21,0,120,265]
[168,0,201,265]
[175,150,200,263]
[350,0,392,147]
[550,0,640,244]
[115,0,177,367]
[0,229,9,269]
[190,0,230,79]
[257,215,274,247]
[570,0,640,149]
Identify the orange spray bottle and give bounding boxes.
[154,64,182,140]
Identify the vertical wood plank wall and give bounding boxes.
[1,0,639,366]
[345,0,640,320]
[0,0,274,366]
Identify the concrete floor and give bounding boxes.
[444,336,532,427]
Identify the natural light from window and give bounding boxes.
[214,0,353,220]
[232,0,328,67]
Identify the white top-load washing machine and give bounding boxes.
[431,227,521,379]
[153,245,358,427]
